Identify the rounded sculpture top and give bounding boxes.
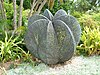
[54,9,67,19]
[43,9,54,21]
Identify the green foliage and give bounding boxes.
[16,0,31,9]
[43,0,100,15]
[0,19,12,41]
[76,13,100,56]
[92,13,100,22]
[22,9,29,26]
[0,19,13,32]
[0,32,27,62]
[77,26,100,56]
[2,2,18,30]
[0,2,29,62]
[51,0,74,14]
[23,0,31,9]
[2,2,28,30]
[78,13,100,30]
[74,0,91,12]
[74,0,100,13]
[0,19,6,32]
[4,3,13,19]
[43,0,75,15]
[4,2,18,19]
[1,0,100,62]
[72,11,82,18]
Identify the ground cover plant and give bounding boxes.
[1,56,100,75]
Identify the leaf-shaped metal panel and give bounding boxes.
[38,21,59,64]
[43,9,53,21]
[53,20,76,62]
[54,15,81,45]
[54,9,67,19]
[25,19,59,64]
[28,14,49,26]
[24,30,38,57]
[25,19,49,58]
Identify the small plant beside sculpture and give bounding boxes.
[25,9,81,64]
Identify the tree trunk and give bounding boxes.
[37,0,47,14]
[48,0,54,10]
[28,0,37,19]
[18,0,23,27]
[34,1,40,13]
[59,0,64,4]
[13,0,17,30]
[0,0,6,19]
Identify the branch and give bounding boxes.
[37,0,47,14]
[28,0,38,19]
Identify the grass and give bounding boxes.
[5,56,100,75]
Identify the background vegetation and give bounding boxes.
[0,0,100,63]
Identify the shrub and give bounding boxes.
[3,2,29,30]
[4,2,19,19]
[22,9,30,26]
[92,13,100,24]
[76,27,100,56]
[78,13,100,30]
[76,13,100,56]
[0,32,26,62]
[43,0,75,15]
[72,11,82,18]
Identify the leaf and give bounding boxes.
[28,14,49,26]
[54,9,67,19]
[43,9,53,21]
[54,15,81,45]
[53,20,76,62]
[25,19,49,59]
